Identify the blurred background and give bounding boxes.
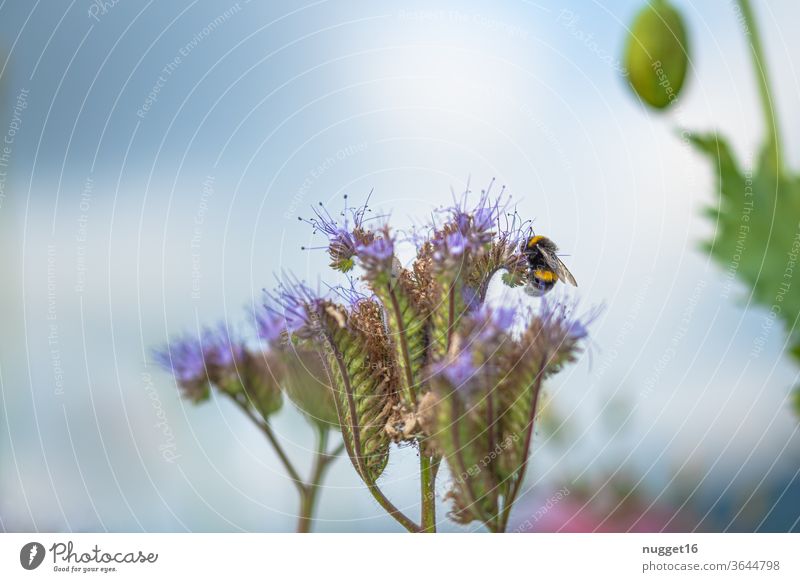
[1,0,799,532]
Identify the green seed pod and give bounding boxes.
[320,300,396,482]
[624,0,689,109]
[422,382,503,528]
[178,379,211,404]
[280,348,340,430]
[239,351,283,420]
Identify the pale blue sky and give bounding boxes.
[1,0,799,532]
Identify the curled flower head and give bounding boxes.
[447,183,502,247]
[462,303,519,345]
[153,323,246,401]
[154,335,206,386]
[327,277,376,310]
[299,194,374,272]
[422,297,590,530]
[355,227,395,277]
[255,308,286,345]
[263,279,326,341]
[472,205,496,234]
[357,236,393,261]
[426,182,510,277]
[202,324,246,375]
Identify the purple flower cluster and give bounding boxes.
[448,188,501,246]
[537,297,598,343]
[438,350,477,387]
[202,323,246,370]
[355,232,395,276]
[299,195,372,272]
[153,323,246,399]
[153,334,206,385]
[260,279,325,341]
[430,184,507,267]
[430,305,517,392]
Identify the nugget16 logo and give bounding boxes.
[20,542,46,570]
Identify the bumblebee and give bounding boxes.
[522,235,577,296]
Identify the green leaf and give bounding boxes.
[690,133,800,370]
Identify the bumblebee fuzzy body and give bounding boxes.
[522,235,577,296]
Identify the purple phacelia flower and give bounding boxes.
[263,279,325,340]
[567,319,589,341]
[490,305,517,332]
[154,335,206,385]
[299,194,373,272]
[446,231,468,257]
[202,324,246,370]
[472,205,496,233]
[327,277,375,309]
[430,181,508,270]
[154,323,246,401]
[461,285,479,308]
[435,350,477,388]
[355,230,395,276]
[357,236,393,261]
[255,308,286,345]
[470,304,518,342]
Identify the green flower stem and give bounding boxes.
[327,339,422,533]
[234,398,305,492]
[385,283,417,405]
[449,398,495,529]
[420,453,437,532]
[735,0,784,171]
[234,397,344,532]
[446,283,456,351]
[497,366,547,533]
[298,438,346,532]
[298,427,335,533]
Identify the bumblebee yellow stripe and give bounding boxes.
[533,269,557,282]
[527,235,544,248]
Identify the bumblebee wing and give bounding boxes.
[540,248,578,286]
